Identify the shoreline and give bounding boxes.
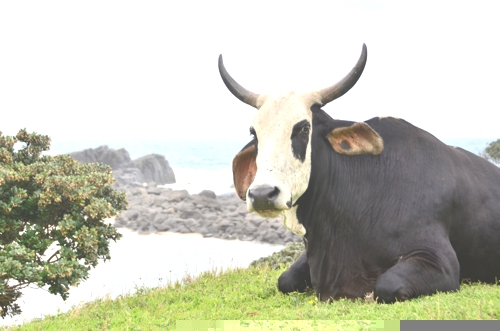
[1,226,286,327]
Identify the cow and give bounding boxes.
[218,44,500,303]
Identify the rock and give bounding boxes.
[118,209,140,222]
[154,221,171,232]
[168,190,190,202]
[216,192,237,199]
[218,219,231,231]
[160,188,173,196]
[190,195,214,208]
[164,207,176,214]
[257,222,271,233]
[153,213,169,223]
[70,145,132,170]
[236,204,248,215]
[284,231,302,243]
[238,234,255,241]
[184,218,200,231]
[130,187,147,196]
[126,154,175,184]
[177,225,192,233]
[225,205,237,212]
[229,223,246,235]
[176,201,195,212]
[180,210,204,220]
[70,146,176,187]
[204,212,218,221]
[263,231,281,243]
[270,220,282,230]
[113,167,145,187]
[249,218,264,227]
[199,190,216,199]
[147,187,163,195]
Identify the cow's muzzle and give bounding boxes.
[248,185,292,218]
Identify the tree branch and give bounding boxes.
[47,250,60,263]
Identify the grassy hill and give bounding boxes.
[4,263,499,330]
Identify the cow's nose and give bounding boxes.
[248,186,280,210]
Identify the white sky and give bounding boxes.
[1,0,499,144]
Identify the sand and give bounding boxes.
[1,225,284,326]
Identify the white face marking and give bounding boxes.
[246,91,321,226]
[283,206,306,236]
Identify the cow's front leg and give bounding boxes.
[278,250,312,294]
[374,245,460,303]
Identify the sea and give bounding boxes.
[2,137,496,326]
[47,137,497,195]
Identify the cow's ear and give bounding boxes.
[232,142,257,201]
[326,122,384,155]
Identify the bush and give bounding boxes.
[250,241,305,270]
[0,129,127,317]
[485,139,500,164]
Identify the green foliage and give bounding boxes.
[0,129,127,318]
[250,241,305,270]
[485,139,500,164]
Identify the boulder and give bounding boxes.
[112,167,144,187]
[180,210,205,220]
[199,190,217,199]
[70,146,176,187]
[168,190,190,202]
[126,154,176,185]
[70,145,131,170]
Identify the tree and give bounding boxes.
[0,129,127,317]
[484,139,500,164]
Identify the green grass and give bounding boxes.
[4,265,500,330]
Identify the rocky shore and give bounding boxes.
[113,183,303,246]
[70,145,302,246]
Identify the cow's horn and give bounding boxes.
[318,44,367,106]
[218,55,260,109]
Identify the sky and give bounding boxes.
[1,0,499,145]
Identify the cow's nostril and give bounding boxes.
[268,186,280,201]
[248,186,281,210]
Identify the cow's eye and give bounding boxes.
[301,126,310,134]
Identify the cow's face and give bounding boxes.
[244,91,320,218]
[220,44,381,232]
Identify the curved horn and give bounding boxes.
[218,55,260,108]
[318,44,367,106]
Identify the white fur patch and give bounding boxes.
[283,206,306,236]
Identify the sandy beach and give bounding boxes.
[1,223,284,327]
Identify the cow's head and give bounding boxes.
[219,44,383,233]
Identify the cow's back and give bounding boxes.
[365,117,500,282]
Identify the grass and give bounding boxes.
[3,265,500,330]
